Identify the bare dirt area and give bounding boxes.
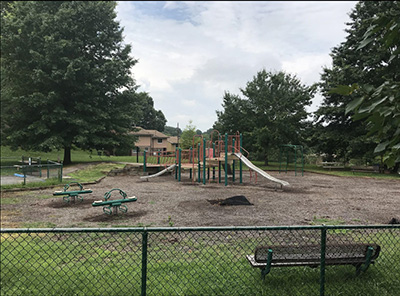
[1,169,399,228]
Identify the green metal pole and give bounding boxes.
[225,133,228,186]
[157,152,160,164]
[59,164,63,183]
[143,151,147,173]
[198,143,201,183]
[232,138,235,182]
[295,146,297,176]
[240,134,243,184]
[175,148,178,180]
[320,226,327,296]
[47,159,50,179]
[301,146,304,176]
[38,157,42,177]
[279,146,282,174]
[285,148,289,173]
[178,149,181,182]
[141,231,148,296]
[212,143,216,180]
[218,161,221,183]
[203,138,206,185]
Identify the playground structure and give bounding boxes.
[278,144,304,176]
[140,131,290,188]
[92,188,137,215]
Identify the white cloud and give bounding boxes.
[116,1,357,131]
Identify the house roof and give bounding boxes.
[167,136,179,144]
[131,127,168,139]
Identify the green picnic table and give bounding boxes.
[53,182,93,203]
[92,188,137,215]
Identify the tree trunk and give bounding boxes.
[264,154,269,166]
[63,146,72,165]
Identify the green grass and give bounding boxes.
[1,230,399,295]
[0,178,62,190]
[311,216,345,226]
[67,163,125,183]
[0,146,139,165]
[22,222,57,228]
[250,161,400,180]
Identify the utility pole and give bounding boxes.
[177,122,180,148]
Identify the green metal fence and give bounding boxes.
[1,157,63,185]
[1,225,399,295]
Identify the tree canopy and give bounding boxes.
[313,1,396,164]
[135,92,166,132]
[341,1,400,169]
[214,69,316,163]
[180,120,201,149]
[1,1,139,164]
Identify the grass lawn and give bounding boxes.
[1,230,398,295]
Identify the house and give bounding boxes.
[166,136,179,151]
[131,128,179,154]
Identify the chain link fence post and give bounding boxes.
[320,225,327,296]
[141,230,148,296]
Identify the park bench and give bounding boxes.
[53,182,93,203]
[322,162,345,170]
[92,188,137,215]
[246,243,380,279]
[351,165,381,174]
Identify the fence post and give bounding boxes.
[178,149,181,182]
[59,163,63,183]
[141,230,148,296]
[47,159,50,179]
[143,151,147,173]
[320,225,327,296]
[23,166,26,185]
[240,134,243,184]
[38,157,42,177]
[225,133,228,186]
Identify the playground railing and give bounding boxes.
[0,158,63,185]
[1,225,399,296]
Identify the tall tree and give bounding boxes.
[135,92,166,132]
[180,120,201,149]
[214,70,316,164]
[163,125,182,137]
[1,1,139,164]
[343,2,400,169]
[314,1,396,163]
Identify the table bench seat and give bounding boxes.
[247,243,380,279]
[92,188,137,215]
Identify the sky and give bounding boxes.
[115,1,358,132]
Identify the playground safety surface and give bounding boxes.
[1,168,399,228]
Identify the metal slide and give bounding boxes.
[234,153,290,187]
[140,164,177,180]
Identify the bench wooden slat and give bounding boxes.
[248,243,380,279]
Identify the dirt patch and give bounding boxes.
[1,169,399,228]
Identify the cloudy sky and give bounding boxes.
[115,1,357,132]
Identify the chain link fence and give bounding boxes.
[1,225,399,295]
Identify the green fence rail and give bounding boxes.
[1,225,399,295]
[1,158,63,185]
